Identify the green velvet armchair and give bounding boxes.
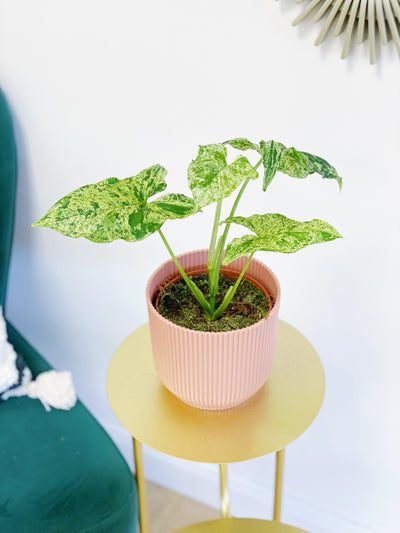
[0,88,139,533]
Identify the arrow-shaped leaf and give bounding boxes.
[188,144,258,209]
[277,147,309,178]
[259,140,286,191]
[148,193,197,220]
[218,138,343,192]
[258,141,342,191]
[222,213,342,264]
[33,165,196,243]
[301,152,343,190]
[223,138,261,153]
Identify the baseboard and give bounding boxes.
[106,422,375,533]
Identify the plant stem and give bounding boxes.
[208,157,263,309]
[158,229,213,318]
[208,199,223,310]
[216,177,249,257]
[218,157,263,258]
[208,199,223,261]
[211,253,254,321]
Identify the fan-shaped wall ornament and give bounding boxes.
[291,0,400,63]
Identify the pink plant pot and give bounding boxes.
[146,250,281,410]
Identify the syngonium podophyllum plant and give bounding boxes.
[33,138,342,321]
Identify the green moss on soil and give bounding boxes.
[156,273,271,332]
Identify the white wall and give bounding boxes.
[1,1,399,532]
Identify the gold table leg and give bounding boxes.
[219,463,230,518]
[133,437,149,533]
[273,448,285,522]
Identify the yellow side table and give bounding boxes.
[107,320,325,533]
[175,518,309,532]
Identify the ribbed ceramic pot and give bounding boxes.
[146,250,281,410]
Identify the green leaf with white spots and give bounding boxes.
[301,152,343,190]
[149,193,197,220]
[126,164,168,201]
[222,213,342,264]
[259,140,286,191]
[32,165,196,243]
[223,138,261,153]
[187,144,258,209]
[277,147,310,178]
[258,141,342,191]
[277,146,342,189]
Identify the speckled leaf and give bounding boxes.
[223,138,261,153]
[278,146,342,189]
[149,193,196,220]
[302,152,343,190]
[259,140,286,191]
[278,147,310,178]
[188,144,258,209]
[222,213,342,264]
[258,141,342,191]
[33,165,195,243]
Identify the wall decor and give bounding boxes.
[291,0,400,63]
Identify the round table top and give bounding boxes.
[174,518,307,533]
[107,321,325,463]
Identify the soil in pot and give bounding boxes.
[156,273,272,332]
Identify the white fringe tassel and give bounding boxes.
[0,307,77,412]
[27,371,77,412]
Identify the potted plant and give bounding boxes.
[33,138,342,410]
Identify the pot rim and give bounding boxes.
[146,249,281,337]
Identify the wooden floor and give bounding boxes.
[147,481,220,533]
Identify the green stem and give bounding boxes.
[211,253,254,320]
[207,199,223,311]
[158,229,213,318]
[209,157,263,308]
[216,157,263,265]
[216,178,249,256]
[208,199,222,264]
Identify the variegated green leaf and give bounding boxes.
[148,193,197,220]
[277,146,342,189]
[223,138,261,153]
[277,147,309,178]
[222,213,342,264]
[302,152,343,190]
[258,141,342,191]
[33,165,196,243]
[188,144,258,209]
[259,140,286,191]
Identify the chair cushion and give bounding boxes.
[0,324,138,533]
[0,394,138,533]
